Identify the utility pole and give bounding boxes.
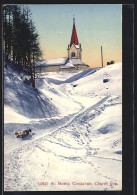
[101,46,103,67]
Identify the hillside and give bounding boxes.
[4,62,122,191]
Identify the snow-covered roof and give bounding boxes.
[35,57,68,67]
[75,44,80,49]
[35,57,89,68]
[68,43,80,49]
[60,62,76,69]
[68,59,87,66]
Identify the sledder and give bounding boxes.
[15,129,31,138]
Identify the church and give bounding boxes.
[35,17,89,73]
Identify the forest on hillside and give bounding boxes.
[3,5,42,87]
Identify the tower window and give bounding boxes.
[71,52,75,57]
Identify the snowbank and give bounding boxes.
[4,62,122,191]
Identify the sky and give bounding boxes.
[28,4,122,68]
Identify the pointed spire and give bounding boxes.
[70,16,79,46]
[73,14,75,24]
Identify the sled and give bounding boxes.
[15,129,31,138]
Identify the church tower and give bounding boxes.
[67,17,82,60]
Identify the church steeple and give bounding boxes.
[67,16,82,60]
[70,16,79,46]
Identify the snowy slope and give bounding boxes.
[4,62,122,191]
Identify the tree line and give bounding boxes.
[3,5,42,87]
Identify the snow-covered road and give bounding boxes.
[4,63,122,191]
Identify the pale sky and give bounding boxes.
[28,4,122,67]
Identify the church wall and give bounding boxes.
[35,64,88,73]
[75,65,89,70]
[35,65,61,73]
[59,67,76,72]
[35,65,77,73]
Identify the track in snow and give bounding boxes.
[4,65,122,191]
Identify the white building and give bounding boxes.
[35,17,89,73]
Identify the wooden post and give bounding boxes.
[101,46,103,67]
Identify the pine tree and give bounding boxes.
[3,5,13,68]
[3,5,42,87]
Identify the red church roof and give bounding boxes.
[70,18,79,46]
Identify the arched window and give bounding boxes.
[71,52,75,57]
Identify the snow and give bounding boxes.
[68,58,86,65]
[35,57,68,67]
[68,44,80,49]
[60,62,76,69]
[4,62,122,191]
[75,44,80,49]
[4,105,31,123]
[35,57,88,68]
